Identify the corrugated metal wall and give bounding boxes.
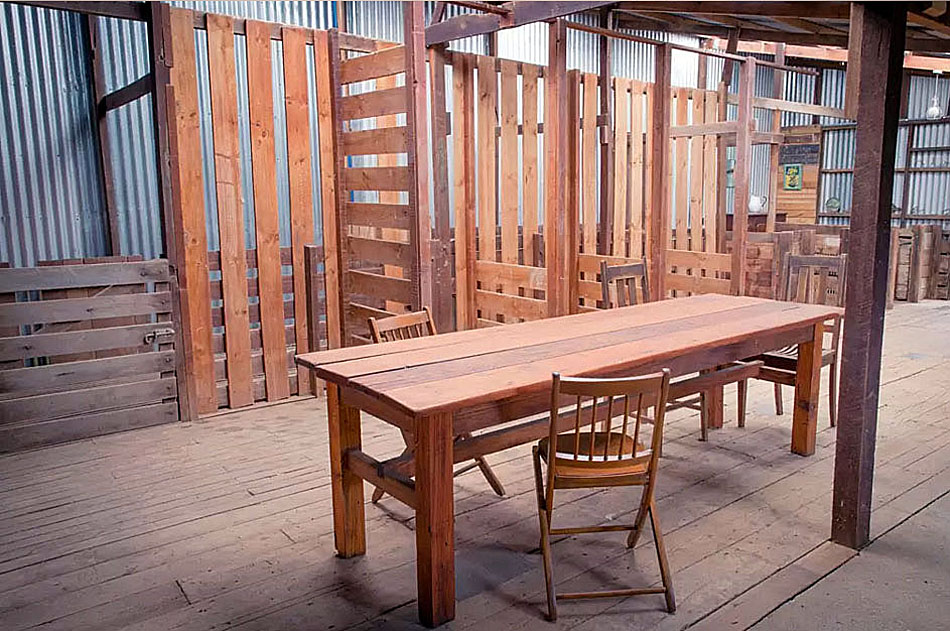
[0,3,107,267]
[3,1,948,267]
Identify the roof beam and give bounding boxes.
[12,1,148,20]
[425,1,615,46]
[719,39,950,73]
[613,2,853,20]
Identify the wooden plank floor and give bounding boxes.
[1,302,948,631]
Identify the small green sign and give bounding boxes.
[783,163,803,191]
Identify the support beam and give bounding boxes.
[404,2,434,313]
[832,2,907,551]
[648,43,671,300]
[767,44,785,233]
[428,44,453,332]
[425,0,614,46]
[98,73,153,116]
[544,19,574,316]
[731,58,754,296]
[598,8,614,255]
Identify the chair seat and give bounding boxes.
[539,431,648,478]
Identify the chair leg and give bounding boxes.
[532,446,557,621]
[828,362,838,428]
[737,379,747,428]
[699,392,708,442]
[626,490,651,549]
[773,383,784,416]
[649,500,676,614]
[475,455,506,496]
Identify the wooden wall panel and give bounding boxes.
[499,60,519,266]
[522,65,540,252]
[476,55,497,264]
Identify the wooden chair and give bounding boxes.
[533,370,675,621]
[754,254,846,426]
[599,262,758,437]
[367,307,505,501]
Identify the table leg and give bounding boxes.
[415,411,455,627]
[706,383,725,430]
[327,383,365,557]
[792,322,824,456]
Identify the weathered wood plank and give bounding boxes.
[612,77,630,257]
[0,350,175,396]
[208,14,253,408]
[0,322,173,362]
[343,167,410,192]
[340,126,408,156]
[0,378,176,425]
[349,270,413,305]
[247,19,290,402]
[453,54,477,330]
[499,60,519,266]
[338,86,407,121]
[0,261,168,294]
[521,63,540,251]
[0,292,171,328]
[476,55,497,263]
[338,45,405,85]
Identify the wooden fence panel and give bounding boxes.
[0,260,178,452]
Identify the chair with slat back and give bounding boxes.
[533,370,675,620]
[600,260,650,307]
[599,262,760,440]
[754,254,846,426]
[366,308,505,502]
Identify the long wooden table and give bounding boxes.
[296,294,842,626]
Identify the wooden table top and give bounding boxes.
[297,295,842,419]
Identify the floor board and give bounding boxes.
[0,302,948,630]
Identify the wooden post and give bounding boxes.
[429,44,454,332]
[83,15,120,256]
[544,19,572,317]
[731,58,755,296]
[832,1,907,550]
[597,8,614,255]
[648,43,671,300]
[766,44,785,233]
[404,2,434,315]
[148,3,200,421]
[716,32,738,254]
[899,120,914,228]
[314,30,342,349]
[327,384,366,557]
[304,244,324,395]
[452,54,477,330]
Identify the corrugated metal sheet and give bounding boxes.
[0,3,107,267]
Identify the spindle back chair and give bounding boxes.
[532,370,675,620]
[367,308,505,502]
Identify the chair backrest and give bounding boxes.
[782,254,848,307]
[368,307,437,343]
[600,260,651,308]
[546,370,671,479]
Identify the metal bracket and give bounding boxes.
[144,327,176,345]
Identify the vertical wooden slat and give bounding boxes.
[689,90,705,255]
[650,44,672,300]
[499,60,519,265]
[598,9,614,256]
[429,44,453,333]
[167,8,215,414]
[521,64,539,256]
[673,87,690,254]
[643,83,654,265]
[766,44,785,233]
[476,55,497,263]
[833,2,907,550]
[545,19,571,317]
[612,78,629,257]
[581,73,598,256]
[703,92,719,254]
[628,82,644,260]
[452,55,476,330]
[732,59,755,297]
[404,2,433,315]
[567,70,580,312]
[375,71,407,315]
[314,29,342,349]
[283,27,315,389]
[246,20,290,401]
[207,14,252,408]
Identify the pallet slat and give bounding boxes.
[338,45,405,84]
[0,261,168,293]
[339,86,407,120]
[0,292,171,328]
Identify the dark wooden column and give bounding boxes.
[832,1,907,550]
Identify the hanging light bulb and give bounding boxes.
[926,72,944,120]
